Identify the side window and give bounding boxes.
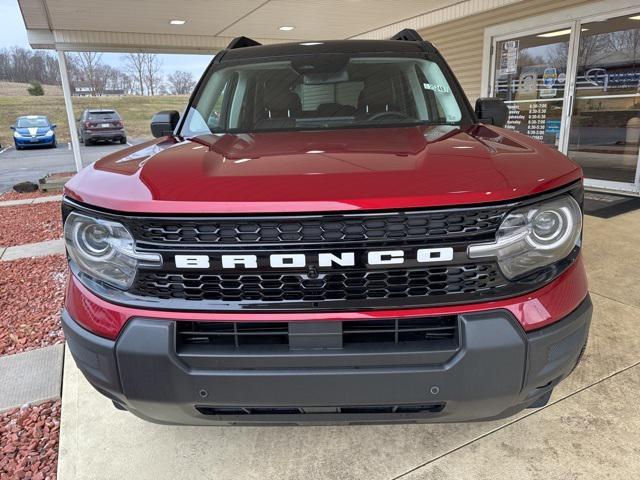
[207,81,228,129]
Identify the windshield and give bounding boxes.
[17,117,49,128]
[181,55,464,135]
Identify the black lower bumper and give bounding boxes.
[84,130,125,140]
[62,296,592,425]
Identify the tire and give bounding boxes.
[14,143,21,151]
[79,135,84,144]
[120,137,127,145]
[51,142,57,148]
[85,138,93,146]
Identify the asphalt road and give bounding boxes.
[0,138,146,193]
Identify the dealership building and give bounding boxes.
[19,0,640,195]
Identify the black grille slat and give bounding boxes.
[176,316,457,348]
[195,404,445,416]
[135,264,502,303]
[130,208,507,246]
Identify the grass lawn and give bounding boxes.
[0,94,189,145]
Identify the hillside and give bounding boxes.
[0,81,63,97]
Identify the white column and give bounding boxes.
[57,50,83,172]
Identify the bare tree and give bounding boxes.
[143,54,163,96]
[167,70,195,94]
[0,46,60,85]
[72,51,104,95]
[123,53,147,95]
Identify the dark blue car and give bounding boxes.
[11,115,57,150]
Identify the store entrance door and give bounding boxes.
[566,13,640,193]
[490,12,640,195]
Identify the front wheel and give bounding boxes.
[120,137,127,145]
[14,143,22,151]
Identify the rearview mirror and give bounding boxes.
[475,98,509,128]
[151,111,180,138]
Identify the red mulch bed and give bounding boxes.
[0,255,67,357]
[0,191,57,202]
[0,400,61,480]
[0,203,62,248]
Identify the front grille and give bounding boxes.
[134,263,503,305]
[176,316,457,348]
[130,207,508,245]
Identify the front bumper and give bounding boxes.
[15,136,55,146]
[62,295,592,425]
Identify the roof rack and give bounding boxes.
[226,36,262,50]
[391,29,424,42]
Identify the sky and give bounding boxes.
[0,0,211,78]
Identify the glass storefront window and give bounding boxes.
[494,30,570,149]
[568,14,640,185]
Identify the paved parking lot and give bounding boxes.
[57,209,640,480]
[0,139,145,193]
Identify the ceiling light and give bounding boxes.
[536,27,588,37]
[169,19,186,25]
[278,26,295,31]
[537,29,572,37]
[630,15,640,20]
[300,42,323,46]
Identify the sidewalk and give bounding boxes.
[0,345,64,412]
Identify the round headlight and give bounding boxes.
[77,223,111,257]
[530,209,571,249]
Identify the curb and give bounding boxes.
[0,194,63,208]
[0,238,65,261]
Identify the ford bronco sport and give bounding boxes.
[61,30,591,425]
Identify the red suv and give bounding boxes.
[61,31,591,425]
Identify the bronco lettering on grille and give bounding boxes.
[175,248,454,270]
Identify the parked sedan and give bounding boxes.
[11,115,57,150]
[78,109,127,145]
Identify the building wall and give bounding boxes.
[419,0,595,104]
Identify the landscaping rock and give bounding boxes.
[12,182,38,194]
[0,255,66,356]
[0,401,60,480]
[0,202,62,247]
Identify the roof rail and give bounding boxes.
[391,29,424,42]
[226,36,262,49]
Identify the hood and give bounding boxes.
[64,125,582,214]
[16,126,51,136]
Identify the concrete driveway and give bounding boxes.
[57,209,640,480]
[0,139,145,193]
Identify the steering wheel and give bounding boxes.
[367,111,410,122]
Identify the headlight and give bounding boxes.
[13,131,22,138]
[468,195,582,279]
[64,212,162,289]
[45,129,54,136]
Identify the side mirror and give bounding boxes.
[10,125,15,130]
[51,124,57,129]
[151,110,180,138]
[475,98,509,127]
